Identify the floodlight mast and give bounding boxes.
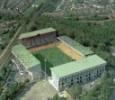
[45,58,47,80]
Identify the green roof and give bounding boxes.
[12,44,40,69]
[19,27,56,39]
[51,55,106,78]
[58,36,93,56]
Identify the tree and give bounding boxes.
[97,0,109,6]
[67,84,82,100]
[69,32,75,39]
[77,0,84,3]
[107,56,115,68]
[0,93,7,100]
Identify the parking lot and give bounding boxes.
[16,80,57,100]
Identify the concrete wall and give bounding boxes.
[51,71,60,90]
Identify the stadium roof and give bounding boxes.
[58,36,93,56]
[18,27,56,39]
[51,55,106,78]
[12,44,40,69]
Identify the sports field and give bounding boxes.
[33,47,73,74]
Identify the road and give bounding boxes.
[0,26,22,67]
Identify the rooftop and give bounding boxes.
[12,44,40,69]
[58,36,93,56]
[18,27,56,39]
[51,55,106,78]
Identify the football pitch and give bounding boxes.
[33,47,73,74]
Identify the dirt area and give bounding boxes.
[16,80,57,100]
[57,42,82,60]
[29,42,58,52]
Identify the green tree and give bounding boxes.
[67,84,82,100]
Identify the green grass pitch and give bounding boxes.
[33,47,73,74]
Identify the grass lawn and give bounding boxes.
[33,47,73,74]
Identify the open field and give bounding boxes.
[33,47,73,74]
[16,80,57,100]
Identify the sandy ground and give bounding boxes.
[29,42,58,52]
[57,42,82,60]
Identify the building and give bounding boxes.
[58,36,94,57]
[18,27,58,48]
[12,44,41,80]
[50,55,106,91]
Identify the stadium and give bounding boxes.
[11,27,107,91]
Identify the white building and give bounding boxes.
[50,55,106,91]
